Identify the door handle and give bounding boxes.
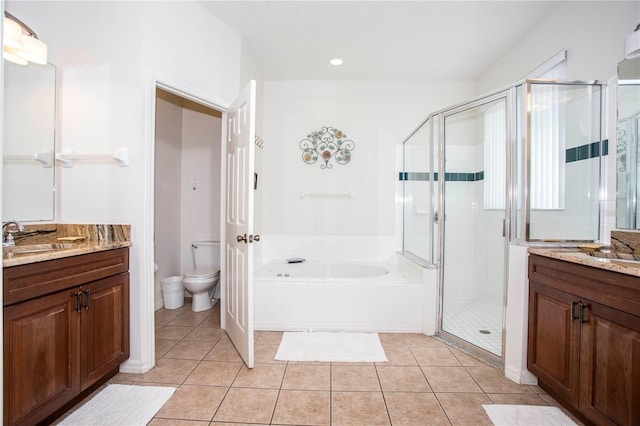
[571,300,579,321]
[237,234,247,243]
[75,291,82,313]
[83,289,90,311]
[579,303,588,325]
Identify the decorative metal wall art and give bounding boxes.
[299,126,355,169]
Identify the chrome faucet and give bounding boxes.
[3,220,24,247]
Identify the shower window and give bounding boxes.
[517,81,603,242]
[401,116,437,265]
[484,101,507,210]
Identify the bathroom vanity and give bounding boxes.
[2,224,131,426]
[527,249,640,426]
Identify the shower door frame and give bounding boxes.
[436,88,516,364]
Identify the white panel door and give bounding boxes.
[224,81,256,368]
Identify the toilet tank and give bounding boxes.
[191,241,220,270]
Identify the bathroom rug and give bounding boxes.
[482,404,578,425]
[58,384,175,425]
[275,331,388,362]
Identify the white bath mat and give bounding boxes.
[483,405,578,425]
[275,331,388,362]
[58,384,175,425]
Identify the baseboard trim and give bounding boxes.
[505,365,538,385]
[119,358,154,374]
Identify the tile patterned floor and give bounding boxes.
[62,302,583,425]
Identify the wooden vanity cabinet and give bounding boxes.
[3,248,129,426]
[528,254,640,426]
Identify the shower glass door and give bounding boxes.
[440,93,509,357]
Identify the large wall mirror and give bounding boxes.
[616,57,640,229]
[2,60,56,222]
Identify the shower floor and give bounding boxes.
[442,301,503,356]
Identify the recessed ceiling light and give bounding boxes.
[329,58,343,66]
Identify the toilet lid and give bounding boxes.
[184,268,219,279]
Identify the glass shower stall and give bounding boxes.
[401,80,603,360]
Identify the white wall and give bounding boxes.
[259,80,475,263]
[477,2,639,93]
[4,0,242,373]
[154,96,183,309]
[179,110,221,272]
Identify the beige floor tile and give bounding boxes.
[376,366,431,392]
[149,418,210,425]
[379,344,418,365]
[156,339,180,359]
[331,391,390,425]
[168,311,211,327]
[156,325,196,341]
[487,393,549,405]
[155,384,227,421]
[164,340,216,360]
[331,365,381,391]
[137,359,199,384]
[205,340,244,362]
[379,333,408,347]
[256,331,284,345]
[385,392,451,425]
[108,372,139,384]
[272,390,330,426]
[466,366,533,394]
[209,423,264,426]
[199,313,221,328]
[421,366,483,393]
[282,364,331,390]
[436,393,493,425]
[411,346,461,366]
[155,308,185,326]
[449,347,488,367]
[254,344,286,364]
[403,333,446,348]
[183,325,226,343]
[185,361,242,387]
[232,363,286,389]
[528,385,548,395]
[213,387,279,424]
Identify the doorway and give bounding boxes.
[439,93,509,359]
[153,86,224,354]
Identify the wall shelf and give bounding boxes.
[3,150,54,168]
[55,147,129,168]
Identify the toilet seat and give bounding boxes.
[184,268,219,280]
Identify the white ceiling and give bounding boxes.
[199,1,562,81]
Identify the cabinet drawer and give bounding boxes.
[3,248,129,306]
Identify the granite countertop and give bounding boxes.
[3,224,131,268]
[528,247,640,278]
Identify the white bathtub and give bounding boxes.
[254,260,424,332]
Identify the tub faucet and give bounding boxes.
[3,220,24,247]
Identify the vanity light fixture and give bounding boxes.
[329,57,343,66]
[624,23,640,59]
[3,11,47,65]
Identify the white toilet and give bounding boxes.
[183,240,220,312]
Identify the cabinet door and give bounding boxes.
[579,300,640,426]
[3,289,80,425]
[528,281,581,405]
[80,272,130,390]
